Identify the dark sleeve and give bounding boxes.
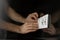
[52,0,60,12]
[53,19,60,28]
[7,0,29,18]
[52,0,60,26]
[7,0,20,13]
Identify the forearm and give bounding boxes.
[7,7,26,23]
[0,20,21,33]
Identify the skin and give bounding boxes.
[7,7,26,23]
[0,11,39,34]
[4,7,56,35]
[0,14,38,34]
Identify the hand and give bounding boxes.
[42,24,56,35]
[25,12,38,23]
[19,12,39,34]
[20,21,38,34]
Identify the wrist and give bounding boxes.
[18,25,25,34]
[18,25,27,34]
[16,25,24,34]
[14,25,21,33]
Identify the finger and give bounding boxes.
[43,28,55,34]
[27,29,37,32]
[30,20,38,24]
[33,20,38,23]
[28,28,38,30]
[43,28,52,32]
[28,14,36,20]
[42,28,48,32]
[46,28,55,31]
[33,22,38,25]
[33,12,38,18]
[23,30,35,34]
[26,22,38,28]
[30,12,38,20]
[42,28,53,32]
[27,25,38,29]
[31,23,38,28]
[30,14,38,20]
[43,29,52,34]
[31,15,37,20]
[27,21,38,25]
[32,25,38,28]
[30,20,38,23]
[27,25,38,30]
[46,30,55,35]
